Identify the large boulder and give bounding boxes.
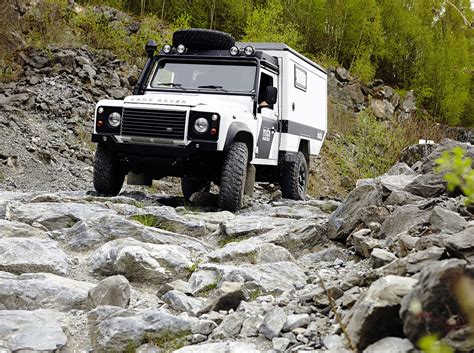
[0,219,47,237]
[328,184,385,241]
[379,204,431,240]
[87,275,131,309]
[205,242,293,264]
[441,226,474,261]
[400,259,474,348]
[344,275,418,351]
[429,206,468,235]
[404,174,447,198]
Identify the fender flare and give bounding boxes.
[224,122,254,158]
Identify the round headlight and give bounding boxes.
[177,44,186,54]
[211,114,219,121]
[194,117,209,134]
[98,107,104,114]
[229,46,239,56]
[108,112,122,127]
[162,44,172,54]
[244,46,255,56]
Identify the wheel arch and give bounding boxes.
[224,122,254,160]
[298,138,310,165]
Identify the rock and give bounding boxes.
[370,98,395,120]
[328,184,385,241]
[240,314,264,337]
[157,279,192,297]
[273,337,291,352]
[341,286,361,308]
[397,90,416,121]
[385,163,416,176]
[188,262,306,295]
[400,259,474,345]
[335,67,351,82]
[90,238,192,283]
[174,342,260,353]
[0,272,93,311]
[379,204,431,239]
[384,189,425,206]
[378,174,417,191]
[312,286,344,307]
[142,205,207,236]
[87,275,131,309]
[399,143,437,167]
[205,242,293,264]
[420,139,474,174]
[371,248,397,268]
[429,206,467,234]
[220,215,295,238]
[0,237,68,275]
[352,229,382,258]
[0,93,30,106]
[344,275,418,351]
[0,309,67,351]
[0,219,47,237]
[404,174,447,198]
[283,314,310,331]
[405,246,445,274]
[362,337,414,353]
[259,306,287,339]
[162,290,203,315]
[297,247,349,266]
[209,311,245,339]
[88,306,192,351]
[199,281,249,313]
[441,226,474,261]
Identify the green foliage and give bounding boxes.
[199,282,218,296]
[250,288,261,301]
[435,147,474,205]
[418,334,454,353]
[130,214,159,227]
[144,332,189,351]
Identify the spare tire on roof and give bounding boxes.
[172,28,235,50]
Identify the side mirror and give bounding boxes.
[145,39,157,58]
[265,86,278,105]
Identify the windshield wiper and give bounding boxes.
[158,83,185,90]
[197,85,227,92]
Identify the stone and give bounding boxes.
[259,306,287,339]
[87,275,131,309]
[441,226,474,261]
[362,337,414,353]
[398,233,418,256]
[385,163,416,176]
[142,205,207,236]
[399,142,437,168]
[335,67,351,82]
[205,242,293,264]
[209,311,245,339]
[0,237,68,275]
[384,189,424,206]
[400,259,474,344]
[312,286,344,307]
[328,183,385,241]
[162,290,203,315]
[273,336,291,352]
[379,174,417,192]
[341,286,361,308]
[297,247,349,266]
[174,342,260,353]
[352,229,382,258]
[283,314,310,331]
[370,98,395,120]
[371,248,397,268]
[240,314,264,337]
[344,275,418,351]
[0,219,47,237]
[429,206,467,234]
[379,204,431,239]
[420,139,474,174]
[220,215,296,238]
[397,90,417,121]
[90,238,192,283]
[89,306,192,351]
[199,281,249,313]
[404,173,447,198]
[157,279,192,297]
[136,343,161,353]
[405,246,445,274]
[0,309,67,351]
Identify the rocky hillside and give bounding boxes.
[0,139,473,352]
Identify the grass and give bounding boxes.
[144,332,189,352]
[0,169,4,182]
[198,282,218,296]
[130,214,158,227]
[250,288,261,301]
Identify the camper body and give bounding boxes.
[91,30,327,211]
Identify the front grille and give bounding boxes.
[121,108,186,139]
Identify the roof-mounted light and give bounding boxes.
[244,46,255,56]
[229,46,239,56]
[177,44,186,54]
[162,44,172,54]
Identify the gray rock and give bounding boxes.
[404,173,447,198]
[385,163,416,176]
[312,286,344,307]
[384,189,425,206]
[241,314,264,337]
[136,343,161,353]
[341,286,361,308]
[0,309,67,351]
[0,219,47,237]
[371,98,395,120]
[174,342,260,353]
[205,242,293,264]
[283,314,310,331]
[379,174,417,191]
[157,279,192,297]
[142,205,207,236]
[0,272,93,311]
[362,337,414,353]
[441,226,474,261]
[90,238,192,283]
[199,281,249,313]
[259,306,286,339]
[371,248,397,268]
[87,275,131,309]
[344,275,418,351]
[210,311,245,339]
[0,237,68,275]
[240,203,329,220]
[429,206,467,234]
[88,306,192,351]
[400,259,474,345]
[405,246,445,274]
[297,247,349,266]
[162,290,203,315]
[328,184,385,241]
[273,337,290,352]
[352,229,382,258]
[420,139,474,174]
[335,67,351,81]
[379,204,431,239]
[221,215,296,238]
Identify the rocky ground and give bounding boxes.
[0,138,473,352]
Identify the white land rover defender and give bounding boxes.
[92,29,327,211]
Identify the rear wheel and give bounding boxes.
[280,151,308,200]
[218,142,248,212]
[93,144,125,196]
[181,177,211,201]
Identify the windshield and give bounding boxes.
[150,61,257,93]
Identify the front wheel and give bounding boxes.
[93,144,125,196]
[218,142,248,212]
[280,151,308,200]
[181,177,211,201]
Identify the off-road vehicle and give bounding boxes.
[92,29,327,211]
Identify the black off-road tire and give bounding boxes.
[181,177,211,201]
[280,151,308,200]
[93,144,125,196]
[173,28,235,50]
[218,142,248,212]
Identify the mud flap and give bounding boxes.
[244,164,256,196]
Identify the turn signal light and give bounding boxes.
[210,128,217,135]
[96,120,104,127]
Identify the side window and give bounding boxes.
[258,72,274,109]
[294,65,307,91]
